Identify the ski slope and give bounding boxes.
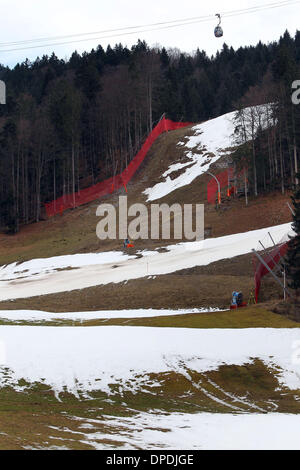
[0,222,293,301]
[0,251,132,281]
[144,104,272,201]
[1,326,300,396]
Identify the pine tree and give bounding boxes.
[286,172,300,298]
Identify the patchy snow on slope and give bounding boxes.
[72,411,300,450]
[1,326,300,397]
[0,251,132,281]
[0,307,224,323]
[144,104,271,202]
[0,222,293,301]
[143,111,235,201]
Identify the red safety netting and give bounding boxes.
[45,117,192,218]
[207,168,234,204]
[253,241,289,303]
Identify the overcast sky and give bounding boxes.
[0,0,299,67]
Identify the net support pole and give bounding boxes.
[259,239,282,275]
[287,201,296,217]
[207,171,221,205]
[252,249,292,299]
[227,169,230,197]
[268,232,276,247]
[268,231,286,283]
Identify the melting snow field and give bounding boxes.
[1,325,300,449]
[1,103,297,450]
[143,110,236,202]
[143,105,271,202]
[72,411,300,450]
[0,251,132,281]
[1,326,300,396]
[0,307,224,322]
[0,222,293,301]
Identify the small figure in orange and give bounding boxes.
[123,238,134,249]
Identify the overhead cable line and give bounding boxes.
[0,0,298,53]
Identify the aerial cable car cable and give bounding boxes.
[0,0,299,52]
[0,0,297,48]
[223,0,299,19]
[0,19,221,52]
[0,1,297,47]
[0,14,213,47]
[1,1,296,47]
[0,0,297,49]
[215,0,299,38]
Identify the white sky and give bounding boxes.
[0,0,299,67]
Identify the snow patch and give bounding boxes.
[144,105,271,201]
[0,326,300,396]
[0,222,293,301]
[0,307,224,322]
[72,411,300,450]
[0,251,132,281]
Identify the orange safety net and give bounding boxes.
[45,117,192,218]
[253,242,288,303]
[207,168,234,204]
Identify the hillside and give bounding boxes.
[0,107,293,264]
[1,0,300,451]
[0,107,294,314]
[0,103,297,451]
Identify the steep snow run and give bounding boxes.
[144,104,272,201]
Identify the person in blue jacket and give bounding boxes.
[231,291,239,306]
[231,291,243,307]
